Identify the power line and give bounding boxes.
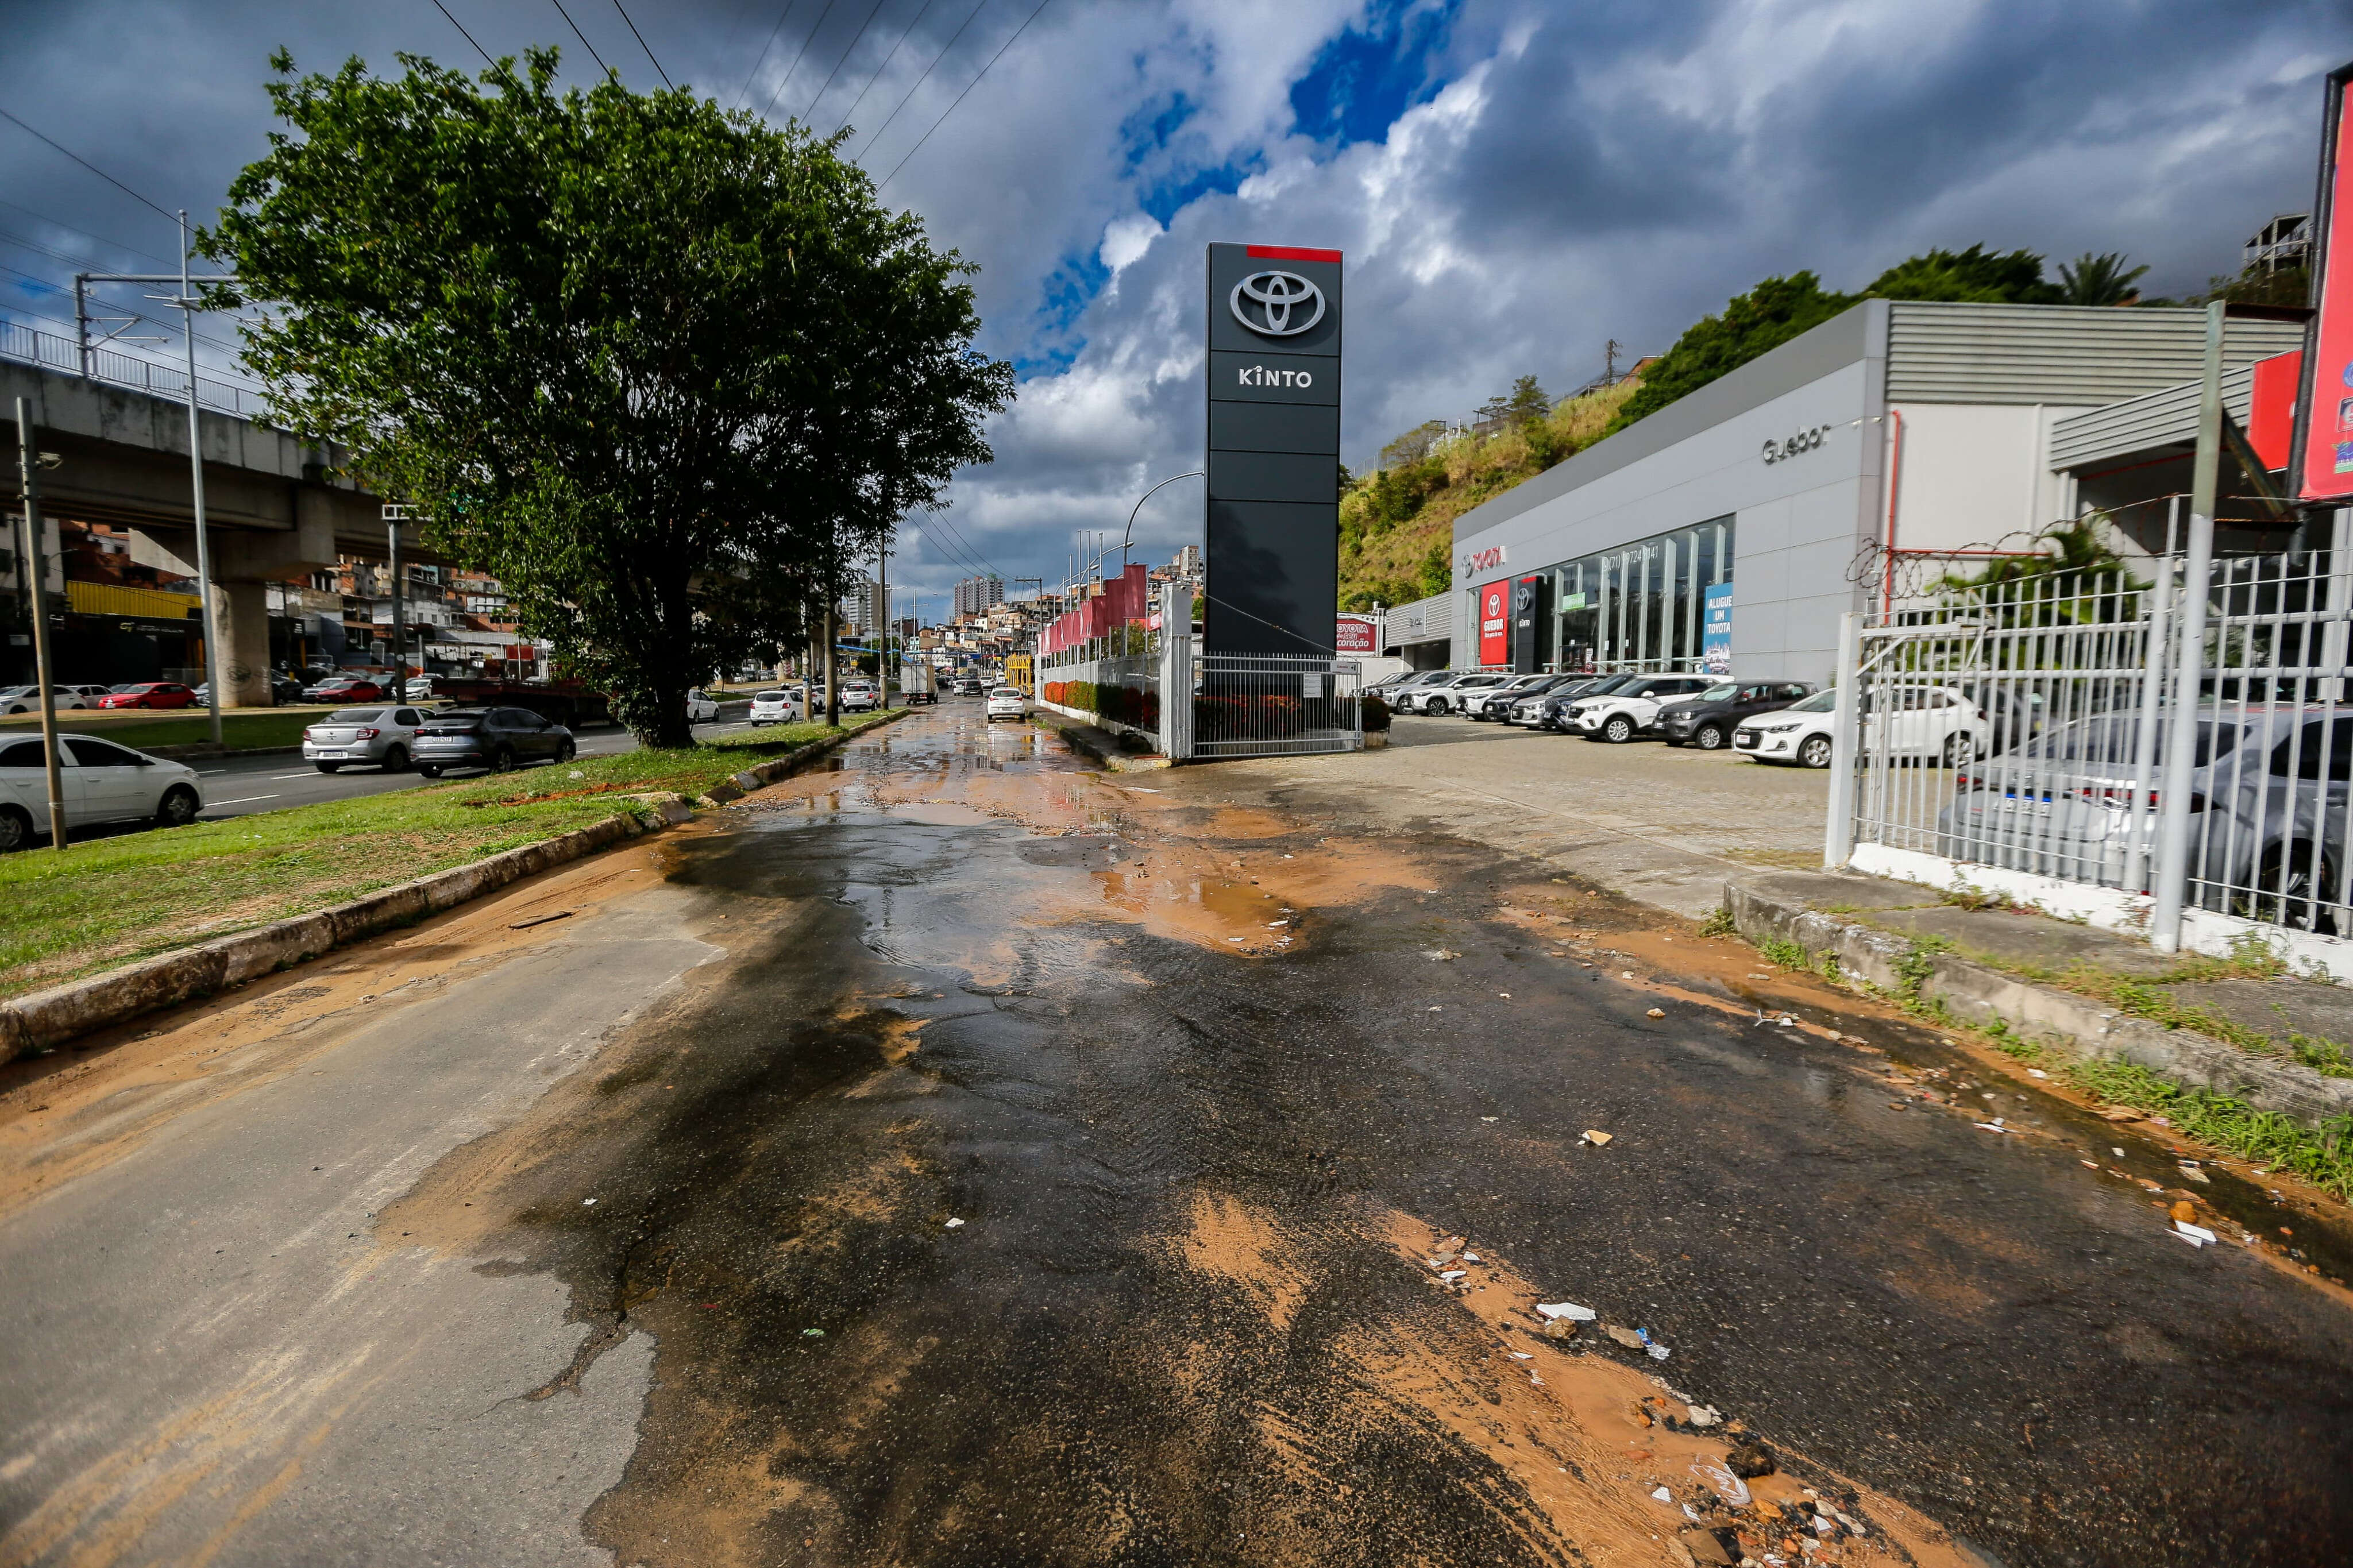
[921,507,1009,581]
[0,107,176,223]
[429,0,497,67]
[0,195,177,269]
[611,0,672,87]
[828,0,940,139]
[761,0,842,121]
[733,0,807,110]
[549,0,612,75]
[850,0,989,163]
[800,0,889,123]
[877,0,1052,194]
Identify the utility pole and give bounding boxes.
[180,213,223,747]
[388,517,406,698]
[1603,339,1621,384]
[877,532,890,707]
[13,397,67,852]
[2151,300,2227,952]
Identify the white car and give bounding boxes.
[0,731,205,849]
[839,682,879,714]
[685,688,720,723]
[0,685,96,715]
[1733,684,1991,769]
[1564,674,1716,742]
[747,688,800,725]
[985,686,1029,722]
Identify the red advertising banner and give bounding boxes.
[1334,614,1379,654]
[2298,65,2353,502]
[2251,350,2303,471]
[1477,581,1509,666]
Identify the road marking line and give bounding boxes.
[206,794,280,806]
[271,772,318,779]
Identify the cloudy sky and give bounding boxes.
[5,0,2348,616]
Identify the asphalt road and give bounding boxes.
[4,706,2350,1567]
[187,721,651,820]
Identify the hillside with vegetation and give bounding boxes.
[1336,238,2238,612]
[1337,377,1635,611]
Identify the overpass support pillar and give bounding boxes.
[214,580,276,708]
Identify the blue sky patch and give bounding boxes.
[1290,0,1459,149]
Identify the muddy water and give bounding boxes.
[376,708,2352,1567]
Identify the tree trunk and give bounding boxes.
[824,604,839,725]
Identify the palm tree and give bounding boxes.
[2057,252,2150,307]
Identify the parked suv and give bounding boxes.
[303,705,428,773]
[1658,680,1817,750]
[1466,673,1564,721]
[1564,674,1716,741]
[412,706,577,776]
[1734,684,1991,769]
[1529,674,1631,730]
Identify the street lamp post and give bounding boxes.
[1122,470,1205,576]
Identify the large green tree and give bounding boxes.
[205,49,1011,746]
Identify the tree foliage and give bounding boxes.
[204,49,1012,744]
[2057,251,2149,306]
[1861,244,2060,304]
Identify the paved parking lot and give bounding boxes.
[1217,715,1832,919]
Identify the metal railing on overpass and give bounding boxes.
[0,318,269,419]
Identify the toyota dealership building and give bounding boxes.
[1386,300,2305,682]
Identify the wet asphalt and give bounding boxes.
[414,709,2353,1567]
[7,706,2352,1566]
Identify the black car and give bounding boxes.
[1532,673,1638,731]
[1657,679,1816,750]
[1465,673,1570,720]
[412,706,577,777]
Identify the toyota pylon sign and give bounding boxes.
[2296,59,2353,503]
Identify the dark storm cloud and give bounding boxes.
[4,1,2349,602]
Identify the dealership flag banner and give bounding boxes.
[2297,61,2353,503]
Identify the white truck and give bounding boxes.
[898,661,939,705]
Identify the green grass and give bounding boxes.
[2065,1056,2353,1202]
[0,712,896,1002]
[0,707,327,752]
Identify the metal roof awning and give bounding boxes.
[2047,365,2258,473]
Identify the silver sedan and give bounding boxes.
[302,705,429,773]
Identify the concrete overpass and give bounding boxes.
[3,357,414,705]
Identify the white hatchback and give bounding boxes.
[748,689,800,725]
[840,682,879,713]
[985,686,1029,722]
[0,732,205,849]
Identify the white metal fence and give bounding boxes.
[1,318,268,418]
[1189,652,1365,759]
[1830,536,2353,970]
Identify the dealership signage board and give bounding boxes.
[1335,614,1379,654]
[2296,60,2353,503]
[1702,583,1733,674]
[1478,580,1510,666]
[1205,243,1343,654]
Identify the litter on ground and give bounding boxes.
[1580,1129,1613,1146]
[1537,1301,1597,1320]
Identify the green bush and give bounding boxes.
[1360,692,1391,732]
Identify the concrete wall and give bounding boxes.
[1886,401,2090,557]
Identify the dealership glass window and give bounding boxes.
[1546,515,1732,673]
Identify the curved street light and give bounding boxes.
[1122,470,1205,575]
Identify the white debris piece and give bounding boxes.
[2174,1219,2217,1247]
[1536,1301,1597,1321]
[1650,1486,1672,1503]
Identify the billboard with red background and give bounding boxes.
[2297,63,2353,503]
[1335,615,1379,654]
[1477,581,1510,666]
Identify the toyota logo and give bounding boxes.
[1230,270,1326,337]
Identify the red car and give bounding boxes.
[96,682,199,710]
[306,678,387,702]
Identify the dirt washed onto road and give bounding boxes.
[358,711,1999,1567]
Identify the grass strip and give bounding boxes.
[2064,1056,2353,1202]
[0,712,893,1001]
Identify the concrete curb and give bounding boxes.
[1029,710,1172,773]
[713,706,912,798]
[1725,877,2353,1130]
[0,810,657,1064]
[0,710,910,1064]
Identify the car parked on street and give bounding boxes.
[1,685,94,715]
[0,732,203,849]
[1563,674,1716,742]
[1733,683,1991,769]
[1935,708,2351,930]
[1465,673,1565,721]
[95,681,199,710]
[985,685,1029,722]
[411,706,576,776]
[747,689,800,725]
[303,706,428,773]
[1658,679,1818,751]
[302,675,388,704]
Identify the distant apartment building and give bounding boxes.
[954,574,1004,619]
